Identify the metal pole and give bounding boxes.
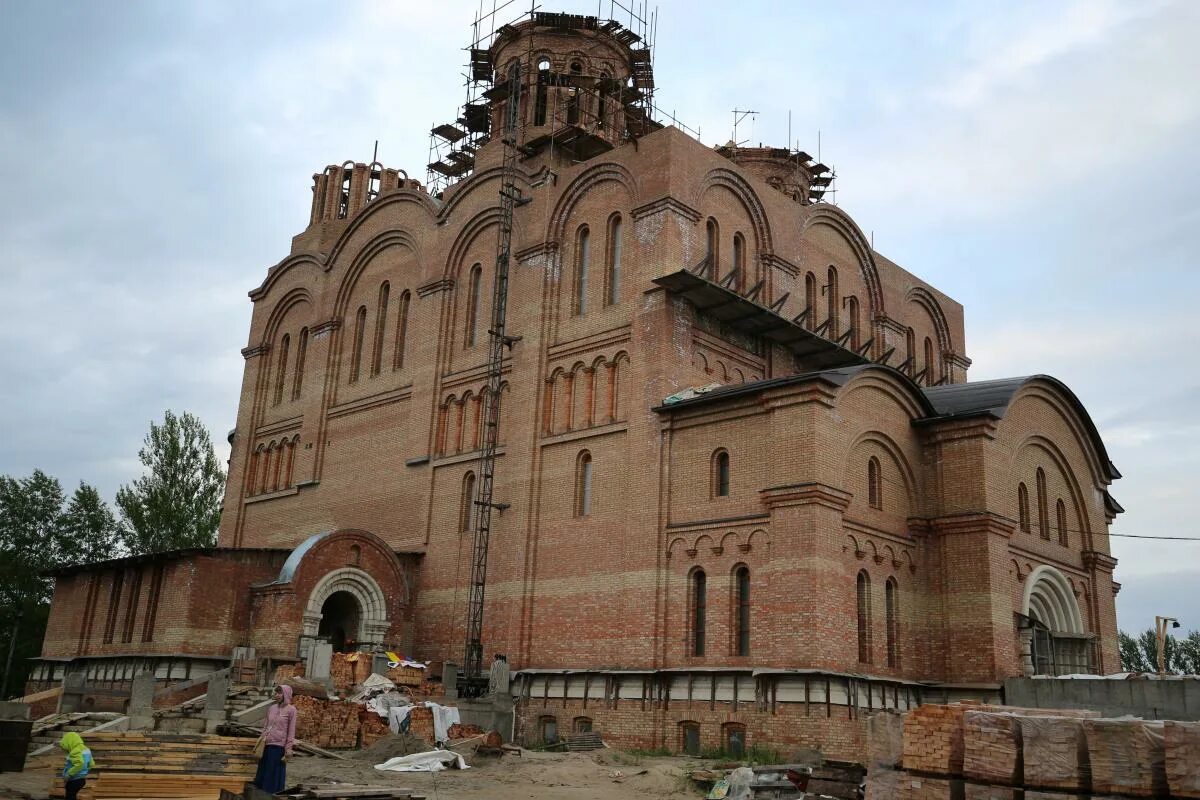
[2,610,22,699]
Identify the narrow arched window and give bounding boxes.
[713,449,730,497]
[691,569,707,657]
[248,446,263,495]
[1036,468,1049,540]
[575,450,593,517]
[848,296,861,351]
[868,456,882,510]
[566,61,581,124]
[273,333,290,406]
[1018,483,1031,532]
[734,565,750,656]
[393,291,410,370]
[292,327,308,401]
[349,305,367,383]
[804,272,817,330]
[732,232,746,292]
[885,577,899,668]
[606,214,622,306]
[905,328,916,376]
[826,266,839,336]
[465,264,482,347]
[705,218,719,278]
[460,471,476,532]
[1056,499,1069,547]
[857,570,872,664]
[284,438,296,488]
[270,441,282,492]
[574,226,590,315]
[372,282,389,375]
[923,336,935,385]
[534,59,550,126]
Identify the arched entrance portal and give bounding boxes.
[1019,566,1091,676]
[301,567,391,657]
[317,591,361,652]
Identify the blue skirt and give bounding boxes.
[254,744,287,794]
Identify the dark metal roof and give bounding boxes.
[652,270,869,371]
[653,364,916,414]
[44,547,290,577]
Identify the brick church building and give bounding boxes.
[32,11,1122,759]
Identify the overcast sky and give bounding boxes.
[1,0,1197,639]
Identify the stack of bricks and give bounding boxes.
[1166,721,1200,798]
[292,695,360,749]
[1084,718,1167,797]
[901,702,979,775]
[963,711,1021,785]
[387,664,426,688]
[329,652,371,693]
[272,663,304,684]
[1017,715,1090,793]
[408,705,435,743]
[448,722,486,739]
[358,708,392,748]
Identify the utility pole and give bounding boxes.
[2,608,22,699]
[1155,615,1180,675]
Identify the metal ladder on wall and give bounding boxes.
[462,59,527,696]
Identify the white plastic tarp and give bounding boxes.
[374,749,469,772]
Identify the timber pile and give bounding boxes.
[293,696,359,749]
[49,731,256,799]
[1166,720,1200,798]
[1084,718,1167,797]
[278,785,427,799]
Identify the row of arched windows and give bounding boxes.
[1017,469,1070,546]
[904,328,941,386]
[543,354,628,435]
[271,328,310,407]
[857,571,901,668]
[572,215,623,314]
[688,565,752,657]
[247,436,300,496]
[434,385,507,457]
[704,217,749,293]
[347,282,411,384]
[801,267,865,352]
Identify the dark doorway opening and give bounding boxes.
[318,591,361,652]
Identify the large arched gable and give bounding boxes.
[905,286,953,357]
[835,365,934,421]
[546,162,639,244]
[332,230,421,317]
[438,164,535,222]
[799,204,885,317]
[1003,378,1117,486]
[262,287,314,345]
[1012,433,1093,549]
[443,208,502,282]
[324,189,438,267]
[284,528,411,605]
[844,430,919,513]
[693,167,774,254]
[251,253,325,301]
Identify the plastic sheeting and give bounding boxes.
[963,711,1021,785]
[374,749,469,772]
[1018,715,1089,792]
[1084,718,1167,796]
[1165,720,1200,799]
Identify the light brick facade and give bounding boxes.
[36,12,1121,761]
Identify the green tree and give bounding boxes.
[116,410,226,554]
[1120,628,1197,674]
[1118,630,1150,672]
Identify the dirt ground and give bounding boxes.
[1,746,709,800]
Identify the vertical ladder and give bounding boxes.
[463,60,525,692]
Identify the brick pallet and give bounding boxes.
[1166,720,1200,798]
[1084,718,1167,797]
[293,696,360,749]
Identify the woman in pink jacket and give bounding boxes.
[253,684,298,793]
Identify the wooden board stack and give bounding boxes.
[49,731,256,799]
[1166,720,1200,798]
[1084,719,1167,797]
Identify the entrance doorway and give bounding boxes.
[318,590,361,652]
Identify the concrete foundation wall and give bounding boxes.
[1004,677,1200,720]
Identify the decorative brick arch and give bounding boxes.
[302,567,391,647]
[799,204,885,318]
[1023,565,1083,634]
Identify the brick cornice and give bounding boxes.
[417,278,454,298]
[930,511,1015,538]
[242,344,269,360]
[310,318,339,336]
[761,253,799,277]
[760,482,851,511]
[631,196,701,223]
[515,241,558,262]
[761,380,840,411]
[1082,550,1118,572]
[917,416,999,444]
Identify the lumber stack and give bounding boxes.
[1018,715,1090,792]
[1166,720,1200,798]
[292,696,359,749]
[49,731,256,799]
[1084,718,1167,797]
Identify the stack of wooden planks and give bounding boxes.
[49,731,256,799]
[1084,718,1167,797]
[1166,720,1200,798]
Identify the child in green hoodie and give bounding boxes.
[58,732,94,800]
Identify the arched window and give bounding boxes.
[349,305,367,383]
[606,214,622,306]
[372,282,389,376]
[574,226,590,315]
[573,717,593,733]
[804,272,817,330]
[1056,499,1069,547]
[393,291,410,370]
[705,218,719,278]
[905,328,916,376]
[848,296,861,351]
[284,438,296,488]
[885,577,899,668]
[734,565,750,656]
[691,569,707,657]
[566,61,582,124]
[826,266,839,336]
[923,336,935,385]
[732,232,746,292]
[868,456,882,510]
[465,264,482,347]
[857,570,872,664]
[270,441,283,492]
[258,444,272,495]
[460,471,476,532]
[1018,483,1031,532]
[539,716,558,744]
[723,723,746,758]
[534,59,550,126]
[712,449,730,498]
[248,446,263,495]
[273,333,290,406]
[1036,467,1049,540]
[574,450,593,517]
[679,721,701,756]
[292,328,308,401]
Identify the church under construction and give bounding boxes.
[32,8,1122,760]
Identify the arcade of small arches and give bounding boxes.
[247,435,300,496]
[543,352,629,436]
